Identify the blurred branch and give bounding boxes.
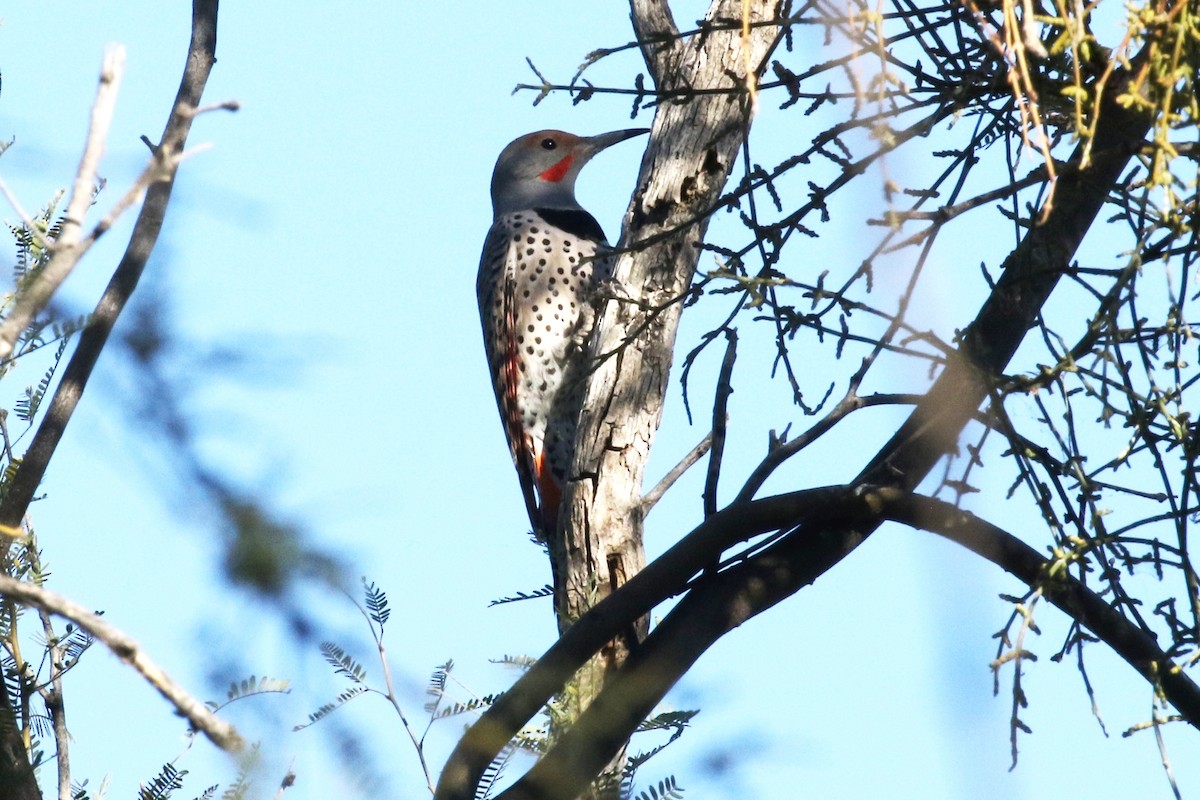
[0,45,125,363]
[0,575,244,752]
[0,3,225,793]
[0,0,225,529]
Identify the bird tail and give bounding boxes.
[534,451,563,537]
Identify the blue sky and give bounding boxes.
[1,2,1196,798]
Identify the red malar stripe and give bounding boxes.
[539,155,574,182]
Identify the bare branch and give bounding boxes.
[435,485,860,800]
[496,487,1200,800]
[629,0,683,85]
[703,329,737,517]
[735,392,925,503]
[857,63,1153,491]
[641,430,714,514]
[885,493,1200,727]
[0,0,222,529]
[38,609,73,800]
[0,8,223,788]
[0,575,243,752]
[0,45,125,363]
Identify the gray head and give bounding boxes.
[489,128,648,218]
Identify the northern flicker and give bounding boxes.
[478,128,647,537]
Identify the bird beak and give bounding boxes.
[584,128,650,156]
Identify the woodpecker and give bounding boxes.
[477,128,647,536]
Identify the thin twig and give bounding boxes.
[641,431,715,514]
[0,178,42,248]
[704,330,737,517]
[346,592,436,795]
[0,45,126,363]
[38,609,72,800]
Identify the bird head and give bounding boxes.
[489,128,648,217]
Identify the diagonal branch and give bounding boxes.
[0,0,223,530]
[501,487,1200,800]
[0,4,223,795]
[703,329,737,517]
[0,46,126,364]
[442,35,1156,800]
[883,493,1200,725]
[0,575,243,752]
[856,60,1153,491]
[435,484,857,800]
[641,429,714,514]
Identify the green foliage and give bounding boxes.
[218,742,261,800]
[424,659,453,714]
[489,584,553,606]
[474,745,515,800]
[635,709,698,735]
[224,674,290,704]
[319,641,367,683]
[491,653,538,670]
[7,190,64,285]
[1,192,83,384]
[433,693,503,721]
[625,709,698,775]
[362,577,390,629]
[293,685,369,732]
[13,336,69,422]
[626,775,684,800]
[54,621,95,673]
[138,763,187,800]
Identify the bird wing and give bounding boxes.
[477,223,543,533]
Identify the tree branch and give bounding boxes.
[857,61,1153,491]
[443,32,1159,799]
[703,329,737,517]
[39,609,73,800]
[0,46,126,364]
[544,5,786,780]
[629,0,683,85]
[0,0,223,529]
[0,4,223,794]
[498,487,1200,800]
[640,430,713,514]
[0,575,243,752]
[883,492,1200,727]
[434,485,860,800]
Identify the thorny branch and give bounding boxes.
[443,0,1200,794]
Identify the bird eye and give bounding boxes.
[540,138,557,150]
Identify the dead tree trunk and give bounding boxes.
[549,0,785,780]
